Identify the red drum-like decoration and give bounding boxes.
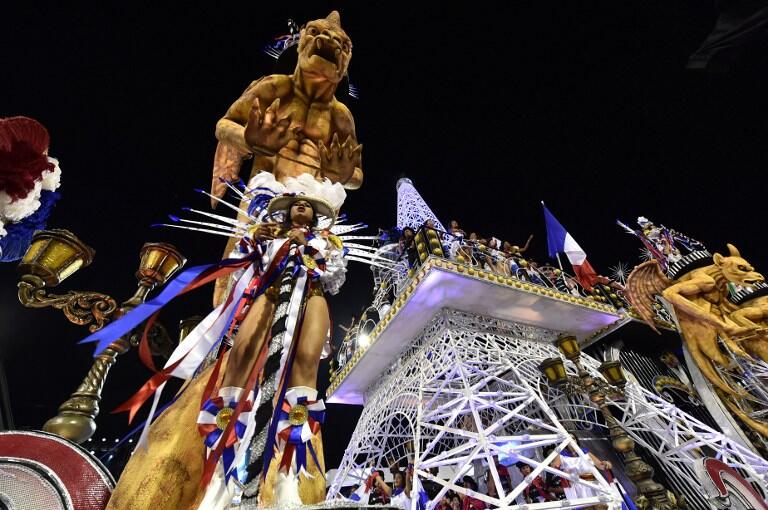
[0,430,114,510]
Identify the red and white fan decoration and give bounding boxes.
[0,430,113,509]
[0,116,62,262]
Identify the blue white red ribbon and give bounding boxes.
[197,387,253,481]
[79,253,259,357]
[298,242,326,280]
[275,389,325,475]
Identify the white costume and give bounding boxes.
[559,453,599,501]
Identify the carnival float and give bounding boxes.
[1,9,768,510]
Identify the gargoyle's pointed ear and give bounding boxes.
[326,11,341,26]
[727,243,741,257]
[713,252,724,265]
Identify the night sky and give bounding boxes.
[1,2,767,470]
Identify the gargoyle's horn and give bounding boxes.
[727,243,741,257]
[326,11,341,26]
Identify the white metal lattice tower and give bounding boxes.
[327,261,768,509]
[328,310,620,509]
[396,178,445,232]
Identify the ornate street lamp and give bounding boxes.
[17,230,186,443]
[539,336,682,510]
[598,360,627,389]
[538,357,568,387]
[555,334,581,361]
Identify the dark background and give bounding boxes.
[1,2,767,471]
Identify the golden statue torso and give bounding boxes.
[212,12,362,194]
[210,11,362,306]
[222,74,353,183]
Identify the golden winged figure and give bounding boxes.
[626,244,768,437]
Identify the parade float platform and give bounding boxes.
[327,257,630,405]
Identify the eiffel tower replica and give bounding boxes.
[324,179,768,510]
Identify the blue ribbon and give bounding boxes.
[288,425,304,444]
[279,396,325,476]
[247,192,273,217]
[202,401,248,450]
[79,254,257,356]
[295,438,307,473]
[205,429,223,449]
[307,440,324,480]
[308,409,325,424]
[201,397,249,481]
[202,400,221,415]
[418,488,429,510]
[234,420,246,438]
[222,446,236,479]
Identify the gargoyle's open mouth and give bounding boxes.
[311,38,339,68]
[744,278,763,285]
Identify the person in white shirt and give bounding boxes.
[550,443,612,510]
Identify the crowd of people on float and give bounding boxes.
[392,219,624,305]
[340,440,615,509]
[333,218,628,377]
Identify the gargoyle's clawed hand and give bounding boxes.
[245,98,301,153]
[318,133,362,184]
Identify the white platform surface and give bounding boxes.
[328,265,626,405]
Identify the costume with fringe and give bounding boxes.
[82,172,391,509]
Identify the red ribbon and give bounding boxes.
[276,416,322,474]
[199,325,272,488]
[111,357,186,423]
[113,258,256,422]
[199,348,229,411]
[137,260,253,373]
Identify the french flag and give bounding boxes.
[542,202,599,291]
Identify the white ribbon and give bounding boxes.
[135,264,255,449]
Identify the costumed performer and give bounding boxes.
[102,191,347,509]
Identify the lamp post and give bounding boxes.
[539,335,683,510]
[17,229,186,443]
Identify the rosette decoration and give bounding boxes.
[275,388,326,475]
[197,387,253,479]
[298,242,326,281]
[0,116,62,262]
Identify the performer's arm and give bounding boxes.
[587,452,611,470]
[519,234,534,254]
[405,468,413,497]
[375,474,392,497]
